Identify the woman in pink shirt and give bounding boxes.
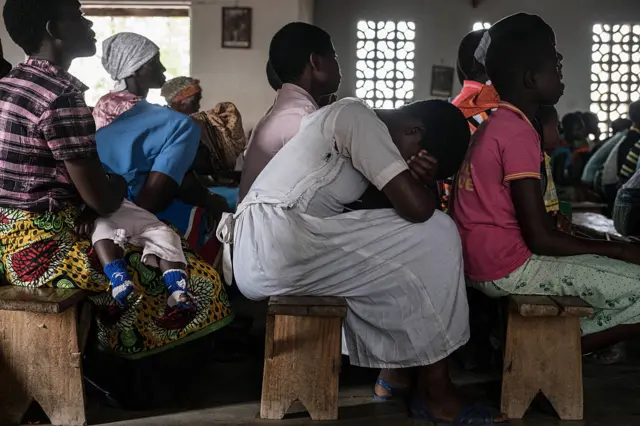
[239,22,341,201]
[452,15,640,357]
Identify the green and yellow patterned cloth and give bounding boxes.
[472,253,640,335]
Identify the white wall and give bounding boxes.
[2,0,638,124]
[0,0,25,67]
[314,0,640,115]
[0,0,312,128]
[191,0,312,127]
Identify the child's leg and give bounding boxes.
[94,239,135,308]
[136,225,191,310]
[92,207,136,309]
[158,259,194,310]
[122,200,193,310]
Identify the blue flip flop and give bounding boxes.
[410,397,508,424]
[372,379,409,401]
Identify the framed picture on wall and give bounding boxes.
[430,65,455,97]
[222,7,252,49]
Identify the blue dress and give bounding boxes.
[95,101,204,239]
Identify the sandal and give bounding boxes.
[410,397,508,424]
[584,344,624,365]
[372,378,409,401]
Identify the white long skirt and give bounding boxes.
[233,206,470,369]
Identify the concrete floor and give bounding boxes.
[78,351,640,425]
[20,297,640,425]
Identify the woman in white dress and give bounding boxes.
[220,97,506,423]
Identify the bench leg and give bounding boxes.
[0,366,32,426]
[261,315,342,420]
[501,310,583,420]
[0,307,86,426]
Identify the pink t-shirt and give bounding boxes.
[239,84,318,201]
[451,104,542,282]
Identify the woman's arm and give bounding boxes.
[382,170,437,223]
[179,172,230,219]
[191,144,215,175]
[135,172,178,213]
[65,158,127,216]
[41,92,125,216]
[135,118,201,213]
[333,102,438,222]
[511,178,640,263]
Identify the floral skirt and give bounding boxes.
[0,206,234,359]
[472,254,640,335]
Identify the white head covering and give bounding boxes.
[474,31,492,67]
[474,13,553,68]
[101,32,160,91]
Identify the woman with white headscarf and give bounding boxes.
[93,32,165,129]
[93,32,231,269]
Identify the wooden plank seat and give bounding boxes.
[501,295,594,421]
[0,286,90,426]
[570,201,608,215]
[571,212,636,244]
[261,296,348,421]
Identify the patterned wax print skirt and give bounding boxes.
[0,205,233,359]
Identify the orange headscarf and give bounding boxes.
[454,83,500,121]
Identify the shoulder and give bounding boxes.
[160,108,200,139]
[163,107,196,126]
[0,65,83,120]
[482,108,540,149]
[252,104,309,147]
[331,97,375,116]
[93,91,141,125]
[328,98,380,129]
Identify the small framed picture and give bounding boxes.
[222,7,252,49]
[431,65,455,97]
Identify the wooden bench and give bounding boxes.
[570,201,608,215]
[261,296,347,421]
[501,295,594,421]
[0,286,90,426]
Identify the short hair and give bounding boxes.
[485,15,555,96]
[401,100,470,180]
[612,118,632,134]
[485,29,554,96]
[269,22,333,84]
[629,101,640,125]
[266,60,283,91]
[4,0,62,54]
[457,30,487,84]
[580,111,599,132]
[561,112,584,134]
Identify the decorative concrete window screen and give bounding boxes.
[591,24,640,136]
[355,20,416,109]
[473,22,491,31]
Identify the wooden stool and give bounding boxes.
[260,296,347,421]
[0,286,90,426]
[501,295,594,421]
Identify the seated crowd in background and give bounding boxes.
[0,0,233,360]
[3,0,640,423]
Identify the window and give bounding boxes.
[355,20,415,109]
[473,22,491,31]
[69,8,191,106]
[591,23,640,136]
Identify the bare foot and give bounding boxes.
[416,369,508,423]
